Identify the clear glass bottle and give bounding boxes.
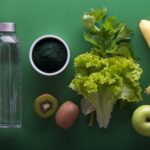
[0,23,21,128]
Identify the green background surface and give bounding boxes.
[0,0,150,150]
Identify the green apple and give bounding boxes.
[131,105,150,137]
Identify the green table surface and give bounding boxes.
[0,0,150,150]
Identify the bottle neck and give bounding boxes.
[0,32,18,43]
[0,32,16,36]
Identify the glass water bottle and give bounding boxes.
[0,23,21,128]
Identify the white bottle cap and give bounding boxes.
[0,23,15,32]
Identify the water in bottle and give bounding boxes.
[0,23,21,128]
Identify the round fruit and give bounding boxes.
[34,94,58,118]
[131,105,150,137]
[55,101,79,129]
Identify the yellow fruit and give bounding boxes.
[139,20,150,48]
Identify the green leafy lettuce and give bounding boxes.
[69,8,143,128]
[83,7,133,58]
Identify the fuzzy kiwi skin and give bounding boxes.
[55,101,79,129]
[34,94,58,118]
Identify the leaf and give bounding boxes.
[90,47,106,57]
[84,32,103,48]
[82,8,133,58]
[119,83,142,102]
[81,98,95,115]
[103,16,117,33]
[87,86,118,128]
[116,24,133,43]
[107,42,132,58]
[88,7,107,22]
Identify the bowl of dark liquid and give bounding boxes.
[29,35,70,76]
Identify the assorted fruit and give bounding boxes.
[32,7,150,137]
[34,94,79,129]
[139,20,150,48]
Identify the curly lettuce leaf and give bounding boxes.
[70,53,142,128]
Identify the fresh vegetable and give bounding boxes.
[69,7,143,128]
[55,101,79,129]
[139,20,150,48]
[34,94,58,118]
[82,7,133,58]
[70,54,142,128]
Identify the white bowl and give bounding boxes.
[29,35,70,76]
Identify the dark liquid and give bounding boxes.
[32,38,67,73]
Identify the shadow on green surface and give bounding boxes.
[0,136,21,149]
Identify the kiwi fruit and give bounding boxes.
[34,93,58,118]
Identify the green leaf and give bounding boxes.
[103,16,117,33]
[84,32,103,48]
[82,8,133,58]
[119,83,142,102]
[116,24,133,43]
[84,86,118,128]
[90,47,106,57]
[106,42,132,58]
[88,7,107,21]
